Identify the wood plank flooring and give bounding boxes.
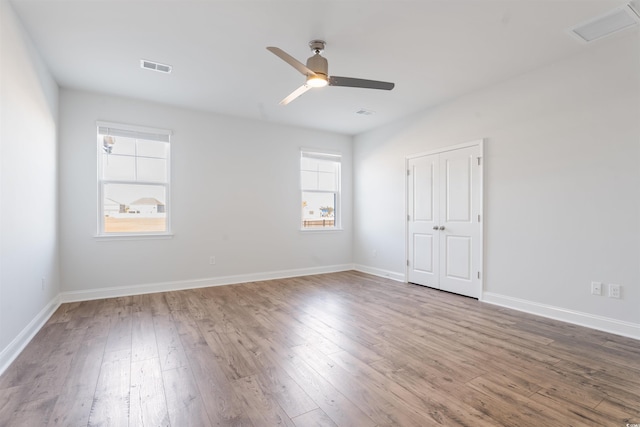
[1,271,638,426]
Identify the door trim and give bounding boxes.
[405,139,484,299]
[406,139,484,161]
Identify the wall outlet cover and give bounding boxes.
[608,283,621,298]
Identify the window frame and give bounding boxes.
[300,149,342,231]
[96,121,172,238]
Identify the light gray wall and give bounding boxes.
[0,0,60,354]
[59,89,352,294]
[353,34,640,327]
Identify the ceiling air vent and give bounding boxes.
[356,108,375,116]
[568,3,639,43]
[140,59,172,74]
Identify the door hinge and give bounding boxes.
[477,271,481,279]
[478,214,481,222]
[407,260,410,266]
[477,157,482,166]
[407,214,410,221]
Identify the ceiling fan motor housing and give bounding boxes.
[306,54,328,77]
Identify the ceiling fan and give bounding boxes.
[267,40,395,105]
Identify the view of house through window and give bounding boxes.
[301,150,341,229]
[97,123,171,235]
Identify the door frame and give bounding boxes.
[405,139,484,299]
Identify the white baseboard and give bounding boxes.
[482,292,640,340]
[0,296,61,376]
[353,264,405,282]
[59,264,355,303]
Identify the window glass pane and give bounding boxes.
[103,183,166,233]
[102,154,136,180]
[137,140,168,159]
[137,157,167,182]
[302,191,335,229]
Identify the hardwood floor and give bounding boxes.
[1,271,638,426]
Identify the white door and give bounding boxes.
[407,154,440,287]
[407,144,482,298]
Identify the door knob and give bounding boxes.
[433,226,439,230]
[439,226,445,230]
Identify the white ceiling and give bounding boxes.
[10,0,637,135]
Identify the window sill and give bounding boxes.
[94,233,174,241]
[299,228,344,233]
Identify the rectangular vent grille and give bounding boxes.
[140,59,172,74]
[569,5,639,43]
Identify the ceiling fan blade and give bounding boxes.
[329,76,395,90]
[267,47,316,77]
[280,84,312,105]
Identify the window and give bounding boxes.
[97,122,171,236]
[300,150,341,230]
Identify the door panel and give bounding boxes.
[444,235,471,280]
[444,156,472,222]
[413,234,434,273]
[413,160,435,222]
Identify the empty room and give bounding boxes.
[1,0,639,426]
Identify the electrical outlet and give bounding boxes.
[608,283,621,299]
[209,256,216,265]
[591,281,602,296]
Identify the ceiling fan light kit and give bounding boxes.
[267,40,395,105]
[306,77,328,88]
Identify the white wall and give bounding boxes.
[0,0,60,368]
[59,89,352,296]
[354,34,640,336]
